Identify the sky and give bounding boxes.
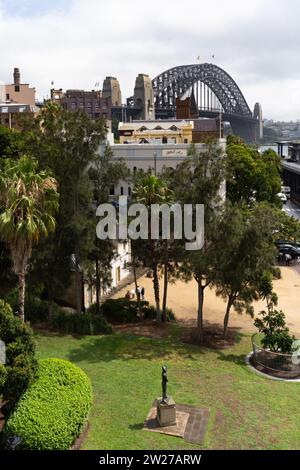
[0,0,299,121]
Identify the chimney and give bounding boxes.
[13,68,20,85]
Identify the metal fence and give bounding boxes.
[251,334,300,379]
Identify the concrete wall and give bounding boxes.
[5,84,36,106]
[0,85,5,102]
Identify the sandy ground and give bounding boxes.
[113,264,300,337]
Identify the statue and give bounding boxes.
[161,365,168,404]
[156,364,176,427]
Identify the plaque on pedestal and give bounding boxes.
[156,397,176,427]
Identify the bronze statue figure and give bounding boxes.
[161,365,168,404]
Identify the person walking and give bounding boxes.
[136,286,141,302]
[141,286,145,300]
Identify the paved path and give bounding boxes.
[113,265,300,337]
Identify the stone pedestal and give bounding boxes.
[156,397,176,427]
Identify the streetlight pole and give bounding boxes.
[154,152,157,176]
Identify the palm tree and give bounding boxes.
[0,156,59,321]
[133,174,172,322]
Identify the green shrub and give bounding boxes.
[0,299,37,406]
[4,289,49,323]
[86,303,100,315]
[254,291,295,353]
[4,358,92,450]
[143,306,176,322]
[50,309,112,335]
[101,299,176,323]
[101,298,149,323]
[165,308,176,322]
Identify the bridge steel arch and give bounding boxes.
[152,63,258,142]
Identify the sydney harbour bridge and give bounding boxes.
[113,63,262,143]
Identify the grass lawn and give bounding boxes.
[35,326,300,450]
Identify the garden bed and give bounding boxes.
[251,334,300,380]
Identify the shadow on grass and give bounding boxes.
[34,328,89,341]
[66,332,206,364]
[217,351,247,366]
[129,423,145,431]
[181,321,245,351]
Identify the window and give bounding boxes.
[154,125,163,130]
[14,85,20,92]
[6,94,10,100]
[109,185,115,196]
[169,125,178,131]
[120,186,124,195]
[162,136,168,144]
[128,186,132,197]
[184,138,188,144]
[138,126,148,132]
[133,166,137,173]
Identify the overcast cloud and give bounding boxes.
[0,0,299,120]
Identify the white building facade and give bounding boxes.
[109,140,227,203]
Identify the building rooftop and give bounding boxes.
[0,103,39,113]
[119,120,194,131]
[283,160,300,175]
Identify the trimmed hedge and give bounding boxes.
[4,358,92,450]
[0,299,37,406]
[50,310,112,335]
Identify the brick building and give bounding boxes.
[51,88,111,121]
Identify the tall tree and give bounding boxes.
[226,139,282,206]
[133,174,173,321]
[0,156,59,321]
[212,203,278,337]
[22,104,107,314]
[0,125,28,289]
[169,141,226,341]
[89,144,128,312]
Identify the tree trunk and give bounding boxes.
[95,256,100,314]
[18,271,26,322]
[74,188,82,314]
[132,256,141,317]
[74,246,82,314]
[195,280,204,342]
[223,296,234,338]
[162,245,168,322]
[152,264,160,322]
